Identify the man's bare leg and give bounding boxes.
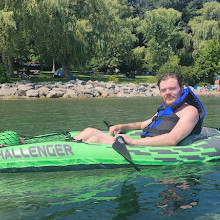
[85,135,114,144]
[74,127,114,144]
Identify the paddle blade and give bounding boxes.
[112,137,132,161]
[112,136,140,171]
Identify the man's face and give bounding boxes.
[159,78,184,106]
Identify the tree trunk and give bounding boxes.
[3,56,14,78]
[8,57,14,77]
[52,59,55,73]
[62,64,69,78]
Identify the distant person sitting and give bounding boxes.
[115,68,120,75]
[204,84,209,91]
[73,73,205,146]
[214,79,220,91]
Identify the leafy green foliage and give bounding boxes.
[157,55,180,78]
[0,8,17,77]
[88,0,137,72]
[194,39,220,83]
[0,63,8,83]
[131,46,147,70]
[179,66,199,86]
[157,55,200,86]
[138,8,182,72]
[188,1,220,59]
[24,0,90,77]
[0,0,220,85]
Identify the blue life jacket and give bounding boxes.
[141,87,205,138]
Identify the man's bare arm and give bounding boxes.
[115,105,199,146]
[119,117,154,130]
[109,117,153,135]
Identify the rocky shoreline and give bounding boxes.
[0,79,219,99]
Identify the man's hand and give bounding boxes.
[109,125,122,135]
[114,134,135,145]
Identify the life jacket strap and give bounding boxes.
[141,127,172,138]
[152,115,179,123]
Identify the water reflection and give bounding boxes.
[0,163,220,219]
[156,177,199,216]
[113,182,140,220]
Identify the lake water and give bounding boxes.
[0,96,220,219]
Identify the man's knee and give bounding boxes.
[86,136,99,143]
[84,127,96,133]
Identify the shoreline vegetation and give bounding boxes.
[0,77,219,100]
[1,1,220,88]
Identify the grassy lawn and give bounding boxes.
[11,71,158,84]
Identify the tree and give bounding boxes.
[18,0,137,75]
[22,0,93,77]
[0,8,16,77]
[0,0,42,76]
[194,39,220,83]
[182,0,206,24]
[188,1,220,59]
[0,63,8,83]
[131,46,147,71]
[87,0,137,71]
[157,55,181,79]
[138,8,182,72]
[127,0,154,17]
[130,0,208,21]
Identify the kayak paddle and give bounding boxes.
[103,120,112,129]
[104,120,140,171]
[112,136,141,171]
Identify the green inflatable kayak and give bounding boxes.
[0,127,220,172]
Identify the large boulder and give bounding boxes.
[46,90,65,98]
[85,84,94,89]
[63,89,78,98]
[26,89,39,97]
[75,79,86,85]
[97,81,106,88]
[37,87,50,96]
[0,87,17,97]
[17,84,33,92]
[52,87,67,93]
[105,82,116,89]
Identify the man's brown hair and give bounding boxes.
[157,73,183,88]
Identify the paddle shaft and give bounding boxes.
[23,131,70,140]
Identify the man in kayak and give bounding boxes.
[73,73,204,146]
